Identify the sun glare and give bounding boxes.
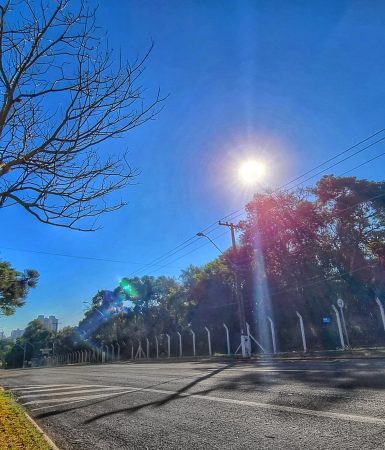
[238,159,266,185]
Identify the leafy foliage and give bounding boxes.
[3,176,385,365]
[71,176,385,353]
[0,262,38,315]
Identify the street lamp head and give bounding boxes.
[196,231,224,254]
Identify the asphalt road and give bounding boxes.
[2,358,385,449]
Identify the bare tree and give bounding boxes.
[0,0,162,230]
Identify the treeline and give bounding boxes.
[3,176,385,367]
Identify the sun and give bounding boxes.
[238,159,266,185]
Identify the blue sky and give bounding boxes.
[2,0,385,334]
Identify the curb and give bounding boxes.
[24,412,60,450]
[0,387,60,450]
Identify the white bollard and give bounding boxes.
[332,305,345,349]
[177,332,182,357]
[246,322,251,340]
[223,324,231,355]
[296,311,307,353]
[267,316,277,354]
[337,298,350,347]
[205,327,212,356]
[376,298,385,332]
[146,338,150,358]
[110,344,115,361]
[166,334,171,358]
[155,336,159,358]
[190,329,196,357]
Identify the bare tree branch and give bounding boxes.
[0,0,163,230]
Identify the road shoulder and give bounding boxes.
[0,387,58,450]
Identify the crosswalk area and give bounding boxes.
[9,384,134,412]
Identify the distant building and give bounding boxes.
[0,331,6,340]
[10,329,24,341]
[36,315,59,333]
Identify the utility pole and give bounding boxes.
[23,344,26,369]
[218,221,251,358]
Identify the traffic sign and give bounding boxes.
[40,348,51,355]
[337,298,344,308]
[322,317,332,324]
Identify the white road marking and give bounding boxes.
[31,398,98,412]
[19,387,131,399]
[13,385,114,394]
[10,384,75,391]
[22,383,385,425]
[134,387,385,425]
[23,390,134,406]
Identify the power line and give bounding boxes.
[129,235,198,274]
[339,149,385,177]
[204,141,385,230]
[281,136,385,192]
[149,231,228,276]
[0,246,184,269]
[197,133,385,238]
[129,236,201,276]
[4,129,385,277]
[127,129,385,275]
[279,127,385,190]
[145,150,385,276]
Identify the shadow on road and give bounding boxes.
[34,359,385,423]
[35,363,234,421]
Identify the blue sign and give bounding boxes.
[322,316,332,324]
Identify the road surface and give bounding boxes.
[1,358,385,449]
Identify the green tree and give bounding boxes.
[0,262,38,315]
[240,176,385,350]
[5,320,52,368]
[70,176,385,356]
[0,338,13,368]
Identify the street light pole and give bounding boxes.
[23,344,26,368]
[197,226,251,358]
[218,221,251,358]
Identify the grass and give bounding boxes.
[0,389,53,450]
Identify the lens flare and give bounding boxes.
[119,279,138,297]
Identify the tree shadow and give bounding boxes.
[212,359,385,413]
[33,359,385,424]
[34,363,234,421]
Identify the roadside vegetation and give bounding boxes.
[0,389,52,449]
[2,175,385,367]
